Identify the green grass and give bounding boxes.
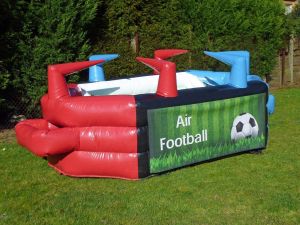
[1,88,300,225]
[151,136,265,173]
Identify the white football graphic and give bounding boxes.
[231,113,259,141]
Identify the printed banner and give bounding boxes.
[147,93,266,173]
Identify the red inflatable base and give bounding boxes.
[48,151,140,180]
[15,118,149,180]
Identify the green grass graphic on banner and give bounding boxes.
[147,93,266,173]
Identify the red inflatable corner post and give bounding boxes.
[137,57,178,97]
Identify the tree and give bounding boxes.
[12,0,100,115]
[288,4,300,37]
[0,0,26,124]
[0,0,17,93]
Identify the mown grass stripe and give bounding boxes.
[241,95,248,115]
[182,104,189,135]
[214,100,221,143]
[199,101,210,147]
[191,103,198,136]
[234,96,241,117]
[224,98,232,143]
[218,98,225,143]
[250,94,256,121]
[254,94,262,135]
[209,101,215,142]
[244,95,250,114]
[168,106,175,139]
[157,108,164,151]
[257,94,266,136]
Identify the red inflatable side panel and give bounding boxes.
[15,119,140,156]
[136,57,178,97]
[15,119,79,157]
[42,95,137,127]
[43,60,138,127]
[48,151,139,180]
[79,126,138,153]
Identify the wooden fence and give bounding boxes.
[269,37,300,87]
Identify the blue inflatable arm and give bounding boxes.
[204,51,248,88]
[186,70,229,86]
[218,51,250,75]
[89,54,119,82]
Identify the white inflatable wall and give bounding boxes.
[78,72,206,96]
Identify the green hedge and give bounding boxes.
[0,0,100,121]
[94,0,286,79]
[0,0,287,122]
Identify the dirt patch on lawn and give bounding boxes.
[0,129,16,143]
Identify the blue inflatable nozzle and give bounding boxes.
[89,54,119,82]
[219,51,250,75]
[204,51,249,88]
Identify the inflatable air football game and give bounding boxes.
[16,49,275,180]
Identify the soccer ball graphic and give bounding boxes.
[231,113,259,141]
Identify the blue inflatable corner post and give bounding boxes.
[267,94,275,114]
[89,54,119,82]
[204,51,249,88]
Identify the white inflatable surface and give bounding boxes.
[78,72,206,96]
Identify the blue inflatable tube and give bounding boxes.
[89,54,119,82]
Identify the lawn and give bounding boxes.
[0,88,299,225]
